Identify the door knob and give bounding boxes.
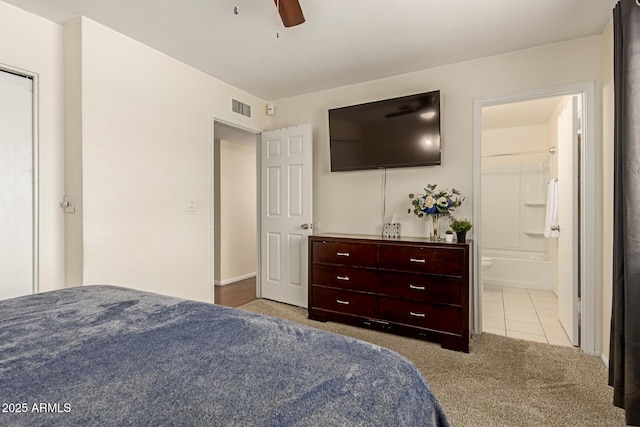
[61,195,76,213]
[301,223,312,230]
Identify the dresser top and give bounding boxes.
[310,232,471,246]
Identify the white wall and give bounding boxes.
[483,125,549,155]
[0,1,65,292]
[218,140,257,284]
[63,17,83,288]
[271,36,603,240]
[272,36,605,350]
[601,20,614,364]
[74,18,269,302]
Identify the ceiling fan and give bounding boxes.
[274,0,305,27]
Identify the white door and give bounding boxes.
[0,70,34,300]
[557,96,580,346]
[260,124,313,307]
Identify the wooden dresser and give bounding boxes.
[308,233,471,352]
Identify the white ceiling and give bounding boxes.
[4,0,616,100]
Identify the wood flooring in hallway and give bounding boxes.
[215,277,257,308]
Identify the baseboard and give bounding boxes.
[601,353,609,368]
[215,273,256,287]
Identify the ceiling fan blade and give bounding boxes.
[274,0,305,27]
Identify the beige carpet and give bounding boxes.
[239,299,625,427]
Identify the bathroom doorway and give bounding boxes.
[480,95,578,347]
[472,83,597,354]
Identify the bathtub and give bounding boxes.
[481,249,553,291]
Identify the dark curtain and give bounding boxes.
[610,1,640,425]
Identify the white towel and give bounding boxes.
[544,179,559,238]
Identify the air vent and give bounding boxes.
[232,99,251,118]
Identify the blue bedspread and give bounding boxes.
[0,285,449,426]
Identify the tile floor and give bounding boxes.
[482,284,573,347]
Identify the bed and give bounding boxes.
[0,285,449,426]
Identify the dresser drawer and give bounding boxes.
[378,272,462,305]
[379,245,463,276]
[312,241,377,267]
[309,235,470,352]
[379,297,462,335]
[312,265,377,293]
[311,287,377,318]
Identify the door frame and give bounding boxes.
[209,114,263,304]
[0,64,39,296]
[472,82,597,355]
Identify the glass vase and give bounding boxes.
[432,215,440,240]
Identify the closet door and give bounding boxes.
[0,70,34,300]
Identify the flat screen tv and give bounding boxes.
[328,90,441,172]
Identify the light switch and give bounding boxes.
[187,199,196,212]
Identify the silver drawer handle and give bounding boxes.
[410,312,426,318]
[336,275,350,281]
[409,284,426,291]
[337,300,350,305]
[337,252,350,257]
[409,258,426,263]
